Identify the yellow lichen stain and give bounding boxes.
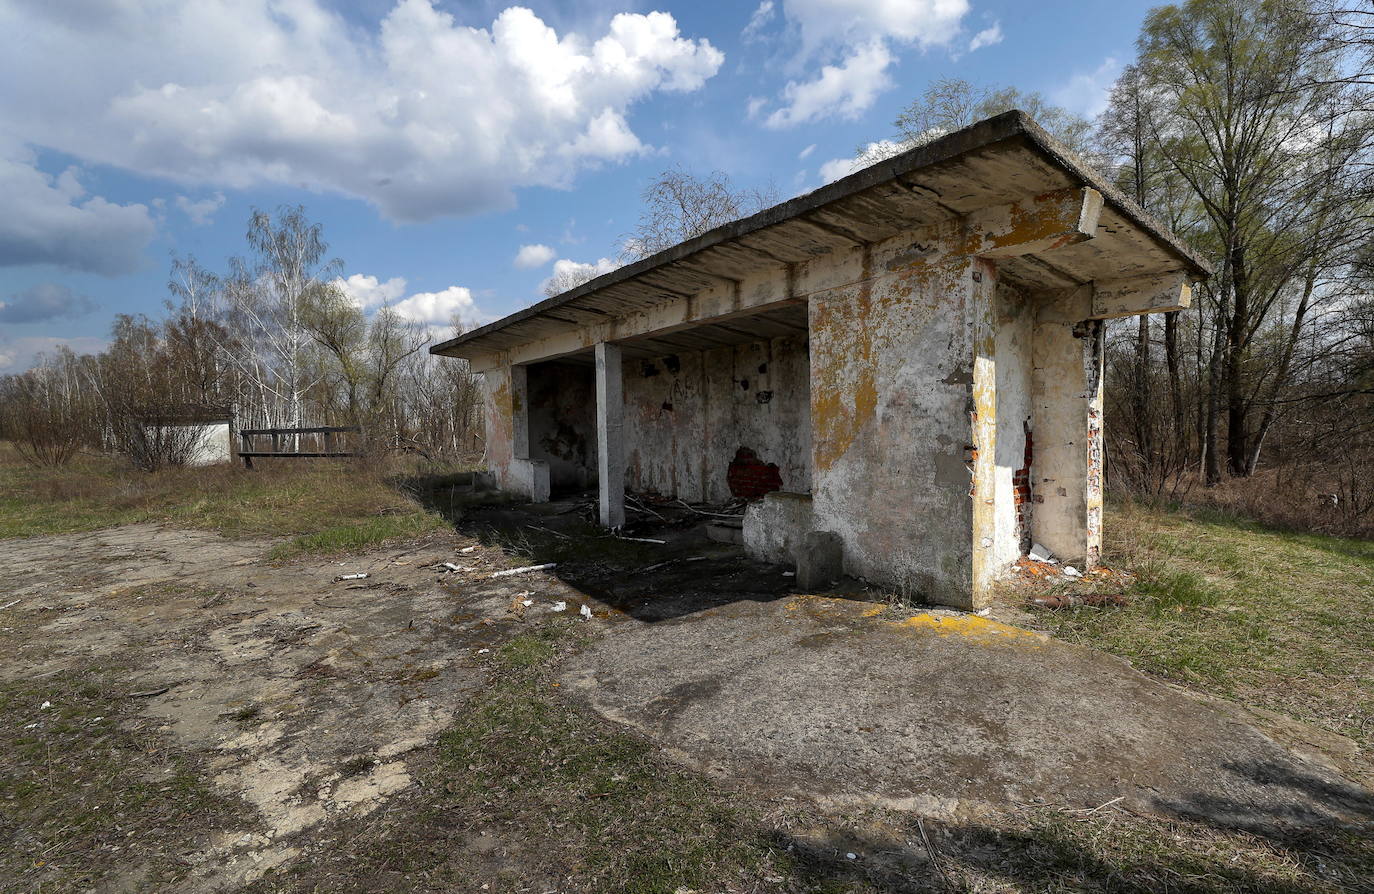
[810,249,879,474]
[891,612,1042,640]
[985,189,1085,252]
[786,594,885,620]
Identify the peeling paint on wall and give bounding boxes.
[727,447,784,499]
[482,367,515,486]
[808,219,978,608]
[621,336,811,502]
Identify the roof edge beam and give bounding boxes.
[1037,271,1194,323]
[973,187,1103,259]
[1089,272,1193,319]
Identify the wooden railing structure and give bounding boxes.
[238,426,360,469]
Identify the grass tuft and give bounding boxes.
[1040,501,1374,760]
[268,512,445,560]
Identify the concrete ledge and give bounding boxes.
[743,492,813,565]
[798,531,843,590]
[508,458,551,503]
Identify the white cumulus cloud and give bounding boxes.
[0,144,155,275]
[393,286,483,328]
[541,257,620,295]
[766,41,893,128]
[175,192,226,226]
[759,0,971,128]
[818,140,906,183]
[333,273,491,334]
[968,21,1003,53]
[334,273,408,310]
[514,243,556,269]
[0,1,725,224]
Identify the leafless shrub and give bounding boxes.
[111,409,215,473]
[0,362,89,467]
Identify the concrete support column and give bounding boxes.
[1030,316,1105,567]
[595,342,625,528]
[501,364,552,502]
[509,364,530,459]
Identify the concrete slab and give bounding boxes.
[562,595,1373,835]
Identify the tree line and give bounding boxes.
[0,207,481,470]
[4,0,1372,537]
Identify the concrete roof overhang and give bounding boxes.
[431,110,1211,366]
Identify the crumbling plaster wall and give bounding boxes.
[482,192,1107,605]
[992,282,1034,572]
[528,362,598,493]
[1030,302,1105,566]
[481,366,516,486]
[622,337,810,503]
[807,219,990,608]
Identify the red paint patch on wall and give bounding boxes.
[727,447,783,500]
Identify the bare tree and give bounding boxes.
[542,260,615,298]
[222,206,340,432]
[859,78,1102,166]
[1135,0,1374,482]
[0,351,90,466]
[620,167,778,261]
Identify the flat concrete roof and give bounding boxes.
[433,110,1211,361]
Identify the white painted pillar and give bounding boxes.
[595,343,625,528]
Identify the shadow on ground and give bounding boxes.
[404,474,803,622]
[773,809,1374,893]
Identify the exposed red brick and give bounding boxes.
[727,446,783,500]
[1015,422,1033,545]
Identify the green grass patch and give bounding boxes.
[268,512,445,560]
[494,628,570,669]
[244,620,791,894]
[241,611,1370,894]
[1038,502,1374,760]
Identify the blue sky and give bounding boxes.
[0,0,1156,373]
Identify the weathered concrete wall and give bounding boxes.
[808,221,983,608]
[992,283,1034,572]
[481,367,516,487]
[528,362,598,493]
[743,491,814,565]
[622,337,810,503]
[1030,295,1105,566]
[175,421,231,466]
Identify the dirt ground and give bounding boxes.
[2,496,1371,892]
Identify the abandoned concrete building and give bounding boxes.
[431,112,1209,609]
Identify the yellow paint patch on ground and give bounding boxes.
[892,612,1042,641]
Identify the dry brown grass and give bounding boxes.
[0,441,447,551]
